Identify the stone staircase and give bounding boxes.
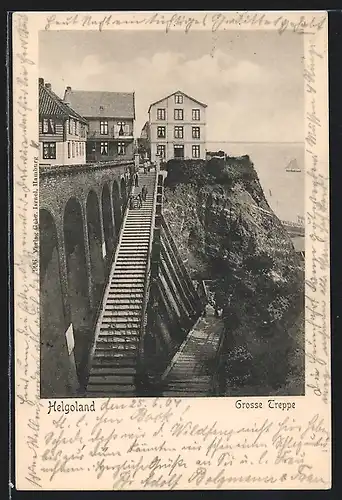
[86,172,157,396]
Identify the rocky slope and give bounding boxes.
[163,155,304,396]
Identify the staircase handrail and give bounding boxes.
[137,171,159,370]
[197,279,209,308]
[87,177,135,369]
[161,216,202,305]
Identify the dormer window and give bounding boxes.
[175,94,183,104]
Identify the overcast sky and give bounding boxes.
[39,30,304,142]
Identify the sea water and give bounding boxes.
[206,142,305,224]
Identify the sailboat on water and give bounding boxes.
[286,158,301,172]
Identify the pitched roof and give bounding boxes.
[39,83,87,123]
[64,90,135,119]
[148,90,207,112]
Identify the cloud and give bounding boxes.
[40,47,303,142]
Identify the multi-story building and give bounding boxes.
[64,87,135,162]
[148,90,207,162]
[39,78,88,166]
[137,121,151,160]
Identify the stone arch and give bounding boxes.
[112,180,121,236]
[86,190,105,306]
[101,183,115,260]
[40,209,74,397]
[63,197,91,385]
[120,177,127,211]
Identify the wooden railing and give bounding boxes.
[197,280,209,308]
[137,171,159,376]
[85,175,136,385]
[88,127,134,140]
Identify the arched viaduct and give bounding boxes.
[39,160,135,397]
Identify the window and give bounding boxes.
[157,144,166,158]
[192,109,200,121]
[175,94,183,104]
[117,122,126,136]
[75,121,78,136]
[174,109,184,120]
[42,118,55,134]
[67,142,71,159]
[118,142,126,155]
[43,142,56,159]
[72,142,75,158]
[174,126,183,139]
[192,126,201,139]
[100,142,108,156]
[157,126,166,138]
[69,118,76,135]
[157,108,166,120]
[100,120,108,135]
[192,145,200,158]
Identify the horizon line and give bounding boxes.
[205,140,304,145]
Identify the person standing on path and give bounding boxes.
[135,172,139,187]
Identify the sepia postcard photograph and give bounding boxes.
[12,10,331,491]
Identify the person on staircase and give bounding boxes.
[214,289,224,317]
[137,193,142,208]
[135,172,139,188]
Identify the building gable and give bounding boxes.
[148,90,207,113]
[39,79,87,123]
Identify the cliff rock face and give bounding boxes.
[163,156,304,396]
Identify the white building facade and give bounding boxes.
[39,78,87,166]
[148,91,207,162]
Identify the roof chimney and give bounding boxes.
[39,77,44,86]
[45,82,51,91]
[64,86,72,105]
